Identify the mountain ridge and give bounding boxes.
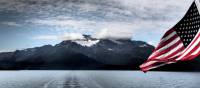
[0,35,200,71]
[0,35,155,70]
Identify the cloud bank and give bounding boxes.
[33,33,85,41]
[0,0,194,41]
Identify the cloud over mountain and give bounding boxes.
[0,0,195,52]
[0,0,194,39]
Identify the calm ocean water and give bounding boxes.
[0,71,199,88]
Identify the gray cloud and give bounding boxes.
[0,0,195,40]
[33,33,85,40]
[1,21,21,27]
[0,0,193,21]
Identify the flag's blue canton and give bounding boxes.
[175,2,200,47]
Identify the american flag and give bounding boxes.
[140,1,200,72]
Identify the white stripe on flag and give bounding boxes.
[192,46,200,55]
[140,61,156,68]
[155,43,184,59]
[151,37,180,57]
[160,31,176,43]
[142,63,168,71]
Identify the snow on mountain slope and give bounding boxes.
[73,40,100,47]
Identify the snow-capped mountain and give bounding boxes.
[0,35,154,70]
[0,35,200,71]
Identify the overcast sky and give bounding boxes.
[0,0,195,52]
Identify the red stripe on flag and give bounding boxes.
[181,42,200,61]
[162,29,175,38]
[158,46,184,61]
[176,32,200,61]
[155,34,178,50]
[149,40,182,60]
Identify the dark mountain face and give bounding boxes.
[84,39,154,65]
[0,36,155,70]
